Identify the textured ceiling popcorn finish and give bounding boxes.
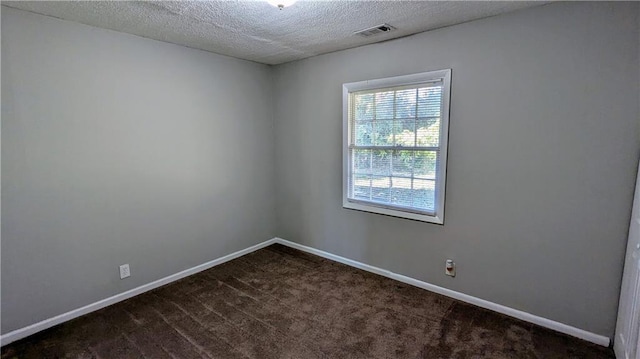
[2,1,548,65]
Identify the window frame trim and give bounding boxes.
[342,69,452,224]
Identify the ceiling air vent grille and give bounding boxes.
[354,24,396,37]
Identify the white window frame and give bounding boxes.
[342,69,451,224]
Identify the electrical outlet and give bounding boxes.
[119,264,131,279]
[445,259,456,277]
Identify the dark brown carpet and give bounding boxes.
[2,244,613,358]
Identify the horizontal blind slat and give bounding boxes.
[350,145,440,151]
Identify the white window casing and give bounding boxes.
[342,69,451,224]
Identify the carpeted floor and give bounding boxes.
[2,244,614,358]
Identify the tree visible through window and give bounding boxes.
[343,70,451,224]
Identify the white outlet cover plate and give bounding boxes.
[119,264,130,279]
[445,261,456,277]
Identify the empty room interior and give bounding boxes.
[2,1,640,358]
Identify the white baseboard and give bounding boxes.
[272,237,611,347]
[0,238,278,346]
[1,236,611,348]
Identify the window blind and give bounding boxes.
[348,81,444,215]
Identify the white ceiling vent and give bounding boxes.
[354,24,396,38]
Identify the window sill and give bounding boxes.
[343,199,444,224]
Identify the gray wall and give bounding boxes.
[273,2,640,337]
[1,7,275,333]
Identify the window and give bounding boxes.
[342,70,451,224]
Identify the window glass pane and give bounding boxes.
[352,174,371,200]
[413,179,436,211]
[373,120,393,146]
[394,120,416,147]
[418,86,442,118]
[372,150,391,176]
[371,176,391,203]
[391,177,413,207]
[414,151,438,179]
[354,122,372,146]
[355,93,374,121]
[395,89,417,119]
[392,150,413,177]
[353,149,371,174]
[375,91,394,120]
[416,119,440,147]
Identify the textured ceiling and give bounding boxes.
[2,1,549,65]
